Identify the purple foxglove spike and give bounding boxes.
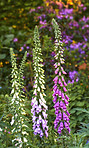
[58,63,60,66]
[64,122,71,133]
[53,87,57,92]
[67,128,71,133]
[55,110,59,115]
[45,130,48,137]
[65,95,69,100]
[61,61,65,64]
[54,63,57,68]
[54,120,56,124]
[54,85,58,89]
[58,127,61,132]
[40,131,43,138]
[60,100,63,108]
[61,67,63,71]
[55,105,59,110]
[53,99,56,104]
[58,90,61,97]
[54,125,58,129]
[63,87,67,92]
[52,92,56,97]
[67,121,70,125]
[54,101,59,108]
[53,76,58,82]
[62,71,67,75]
[66,110,70,116]
[53,96,57,103]
[63,81,67,86]
[64,99,69,106]
[54,122,58,129]
[55,68,59,74]
[56,116,60,122]
[59,72,61,76]
[64,122,69,129]
[63,112,67,120]
[58,130,61,134]
[60,82,63,87]
[58,112,62,120]
[52,19,70,135]
[58,79,61,84]
[60,122,64,130]
[53,84,57,88]
[54,81,57,84]
[61,92,65,99]
[66,117,69,121]
[61,76,65,82]
[56,88,59,94]
[63,104,67,111]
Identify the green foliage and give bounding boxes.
[76,108,89,146]
[68,73,89,133]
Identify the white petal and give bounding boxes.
[11,116,15,125]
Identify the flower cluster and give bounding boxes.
[52,19,70,135]
[68,70,79,84]
[31,26,48,138]
[10,48,28,147]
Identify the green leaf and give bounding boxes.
[70,109,76,114]
[76,101,85,107]
[3,34,14,45]
[0,54,6,59]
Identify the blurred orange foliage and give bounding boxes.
[79,63,89,70]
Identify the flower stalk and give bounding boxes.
[31,26,48,138]
[52,19,70,135]
[10,48,29,147]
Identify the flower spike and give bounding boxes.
[52,19,70,135]
[31,26,48,138]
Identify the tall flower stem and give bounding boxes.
[31,26,48,138]
[52,19,70,136]
[9,48,29,147]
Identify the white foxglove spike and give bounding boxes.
[31,26,48,138]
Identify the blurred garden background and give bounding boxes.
[0,0,89,147]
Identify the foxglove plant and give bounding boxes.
[10,48,29,147]
[52,19,70,135]
[31,26,48,138]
